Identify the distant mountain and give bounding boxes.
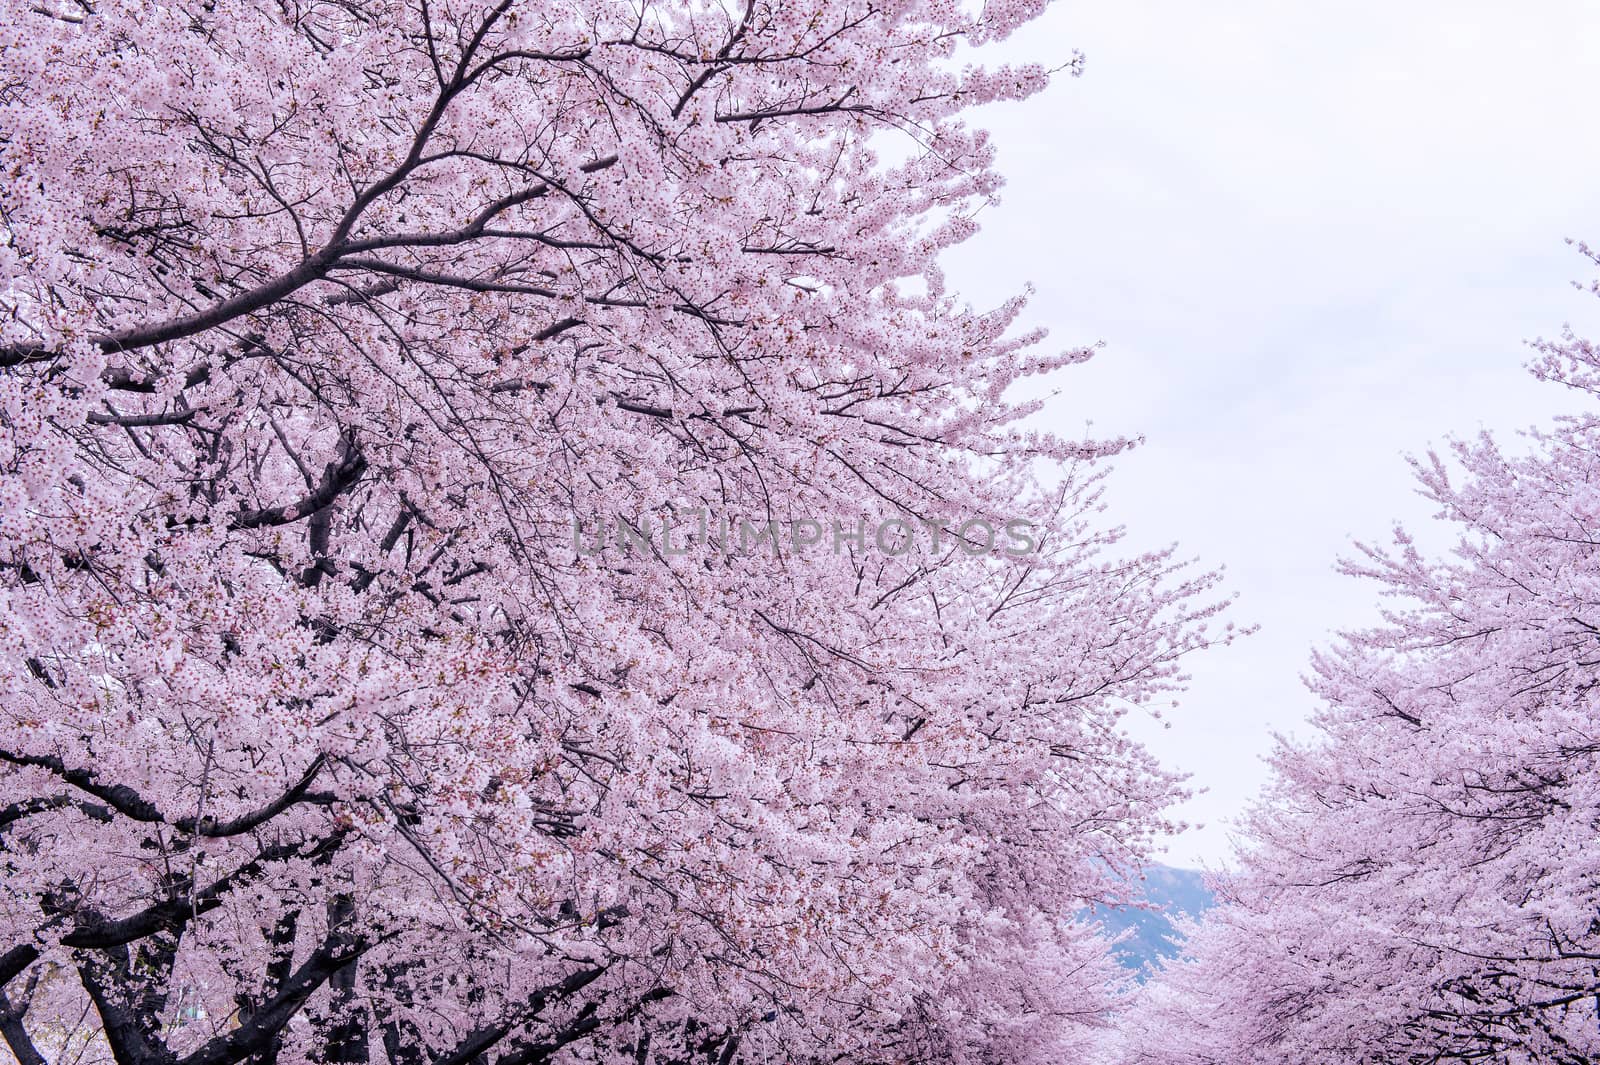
[1092,865,1214,979]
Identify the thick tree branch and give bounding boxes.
[61,835,342,951]
[234,434,366,531]
[174,930,375,1065]
[0,750,334,837]
[0,947,39,994]
[0,984,47,1065]
[434,967,608,1065]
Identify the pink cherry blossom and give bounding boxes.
[0,1,1229,1063]
[1120,268,1600,1064]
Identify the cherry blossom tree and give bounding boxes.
[1118,272,1600,1065]
[0,1,1228,1062]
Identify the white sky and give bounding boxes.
[945,0,1600,866]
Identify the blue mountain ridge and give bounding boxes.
[1089,865,1214,980]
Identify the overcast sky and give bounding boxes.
[945,0,1600,866]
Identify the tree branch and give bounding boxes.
[234,433,366,531]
